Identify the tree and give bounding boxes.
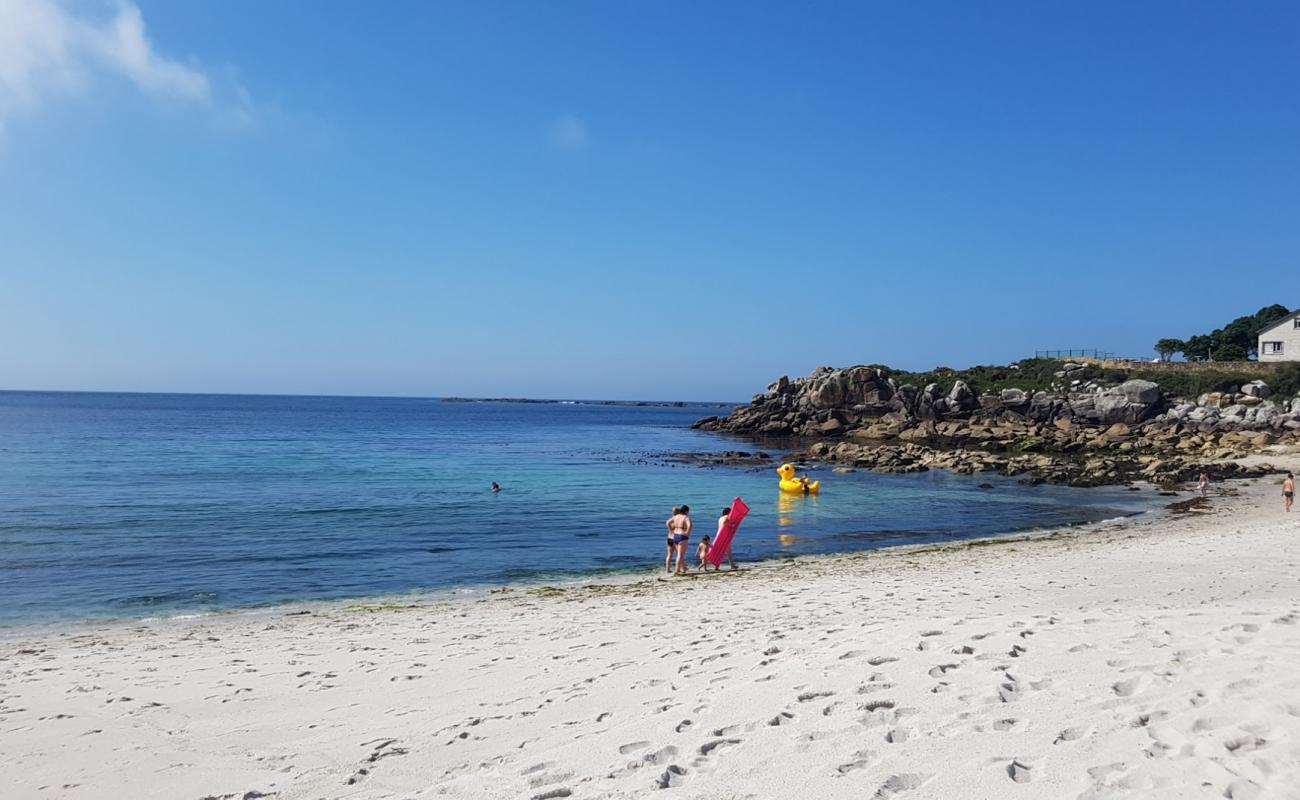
[1154,338,1185,361]
[1173,304,1291,361]
[1246,304,1292,358]
[1212,343,1249,362]
[1184,334,1214,362]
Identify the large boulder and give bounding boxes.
[915,383,944,419]
[1071,385,1162,425]
[1116,379,1161,404]
[1241,380,1272,399]
[947,380,979,413]
[1095,394,1144,424]
[808,376,844,409]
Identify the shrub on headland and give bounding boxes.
[874,359,1067,396]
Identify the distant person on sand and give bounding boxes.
[1285,473,1295,512]
[716,506,737,570]
[1197,471,1209,496]
[666,505,692,575]
[696,535,712,572]
[491,482,501,493]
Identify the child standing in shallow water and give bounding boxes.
[696,535,712,571]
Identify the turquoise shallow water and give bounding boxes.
[0,392,1158,626]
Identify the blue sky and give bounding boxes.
[2,1,1298,400]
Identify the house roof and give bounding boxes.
[1258,311,1300,337]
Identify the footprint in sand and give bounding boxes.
[1224,779,1264,799]
[858,682,896,695]
[362,738,409,763]
[655,764,687,789]
[836,750,874,775]
[1112,676,1147,698]
[768,711,795,726]
[1054,725,1090,743]
[675,719,693,733]
[346,767,369,785]
[873,773,932,798]
[1224,734,1267,754]
[1134,710,1170,727]
[618,741,651,755]
[640,746,679,766]
[527,768,575,789]
[697,738,741,756]
[1007,758,1035,783]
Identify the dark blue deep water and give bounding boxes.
[0,392,1157,626]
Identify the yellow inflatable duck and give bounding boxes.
[777,463,820,494]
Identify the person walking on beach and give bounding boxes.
[1197,471,1209,496]
[696,535,712,572]
[716,506,737,570]
[665,505,692,575]
[1284,473,1295,512]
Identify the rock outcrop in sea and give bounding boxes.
[693,364,1291,486]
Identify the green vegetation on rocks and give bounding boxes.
[869,359,1070,396]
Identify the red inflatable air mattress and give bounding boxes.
[707,497,749,567]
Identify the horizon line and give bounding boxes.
[0,387,744,406]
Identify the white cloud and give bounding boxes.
[0,0,217,130]
[546,114,589,153]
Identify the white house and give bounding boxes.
[1257,313,1300,361]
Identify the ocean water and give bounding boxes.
[0,392,1158,627]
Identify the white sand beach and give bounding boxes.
[4,474,1300,800]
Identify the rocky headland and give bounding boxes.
[694,362,1298,486]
